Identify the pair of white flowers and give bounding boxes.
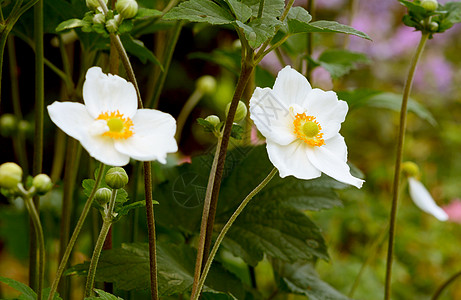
[49,66,364,189]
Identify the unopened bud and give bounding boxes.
[428,21,439,32]
[93,13,105,24]
[248,32,256,42]
[105,18,119,33]
[95,187,112,205]
[402,161,420,178]
[205,115,221,127]
[86,0,107,11]
[226,101,248,122]
[0,114,18,137]
[196,76,217,95]
[232,39,242,50]
[105,167,128,189]
[116,0,138,19]
[0,162,23,189]
[32,174,53,195]
[421,0,438,11]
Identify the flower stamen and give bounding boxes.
[293,113,324,147]
[97,110,134,139]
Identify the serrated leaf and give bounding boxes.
[135,7,162,19]
[230,124,244,139]
[0,277,36,300]
[236,17,281,48]
[285,6,312,34]
[197,118,217,132]
[120,34,163,66]
[244,0,284,19]
[298,20,371,40]
[85,289,124,300]
[275,260,350,300]
[113,200,148,222]
[163,0,235,25]
[313,49,370,79]
[56,18,86,32]
[224,0,252,22]
[69,243,244,298]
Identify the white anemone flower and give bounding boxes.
[249,66,363,188]
[47,67,177,166]
[408,177,448,221]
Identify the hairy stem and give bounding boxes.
[175,89,203,142]
[384,32,429,300]
[305,0,315,80]
[193,168,278,300]
[47,163,105,300]
[432,270,461,300]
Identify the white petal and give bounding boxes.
[408,177,449,221]
[307,144,364,188]
[323,134,348,162]
[249,87,296,145]
[304,89,348,139]
[47,101,130,166]
[83,67,138,118]
[114,109,178,164]
[47,101,93,141]
[266,140,321,180]
[273,66,312,107]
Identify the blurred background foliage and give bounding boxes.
[0,0,461,299]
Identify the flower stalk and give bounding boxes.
[47,163,105,300]
[432,270,461,300]
[384,32,429,300]
[192,168,278,300]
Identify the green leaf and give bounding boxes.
[224,0,252,22]
[338,90,437,126]
[230,124,244,139]
[69,243,244,298]
[236,17,281,48]
[298,20,371,40]
[163,0,235,25]
[0,276,36,300]
[275,260,350,300]
[56,18,86,32]
[85,289,124,300]
[113,200,149,222]
[135,7,163,20]
[120,34,163,67]
[285,6,312,34]
[197,118,217,132]
[313,49,370,79]
[244,0,284,19]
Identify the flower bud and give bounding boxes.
[32,174,53,195]
[196,75,217,95]
[0,114,18,137]
[232,39,242,50]
[248,32,257,42]
[428,21,439,32]
[225,101,248,122]
[402,161,420,178]
[93,13,105,24]
[105,18,119,33]
[205,115,221,127]
[105,167,128,189]
[0,162,23,189]
[421,0,438,11]
[86,0,108,11]
[95,187,112,205]
[116,0,138,19]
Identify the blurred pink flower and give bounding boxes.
[442,199,461,224]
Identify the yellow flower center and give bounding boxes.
[97,110,134,139]
[293,113,325,147]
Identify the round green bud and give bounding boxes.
[428,21,439,32]
[196,75,217,95]
[93,13,105,24]
[225,101,248,122]
[0,114,18,137]
[421,0,438,11]
[32,174,53,195]
[232,39,242,50]
[402,161,420,178]
[105,167,128,189]
[248,32,257,42]
[95,187,112,205]
[0,162,23,189]
[86,0,108,11]
[105,18,119,33]
[116,0,138,19]
[205,115,221,127]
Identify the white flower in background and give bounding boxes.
[402,161,448,221]
[48,67,177,166]
[249,66,364,188]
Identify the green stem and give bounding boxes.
[175,89,204,142]
[305,0,315,80]
[257,0,265,18]
[85,189,118,297]
[47,163,105,300]
[193,168,278,300]
[22,194,45,300]
[432,270,461,300]
[190,136,223,300]
[384,32,429,300]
